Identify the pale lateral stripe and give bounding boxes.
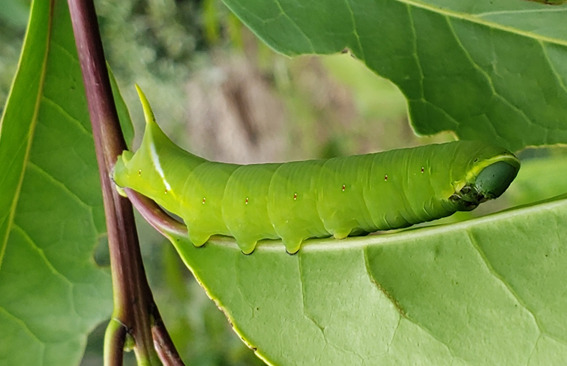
[150,142,172,191]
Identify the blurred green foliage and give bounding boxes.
[0,0,29,114]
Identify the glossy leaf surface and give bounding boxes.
[222,0,567,150]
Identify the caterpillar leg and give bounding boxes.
[234,236,258,255]
[332,230,352,240]
[282,237,303,255]
[187,229,210,247]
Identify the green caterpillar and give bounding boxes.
[113,87,520,254]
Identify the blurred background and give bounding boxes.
[1,0,566,365]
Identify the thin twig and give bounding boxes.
[125,189,187,238]
[67,0,183,364]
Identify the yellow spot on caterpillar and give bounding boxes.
[202,197,206,205]
[164,189,168,194]
[138,169,142,176]
[384,174,388,181]
[293,193,298,200]
[245,197,249,205]
[342,184,346,192]
[421,166,425,173]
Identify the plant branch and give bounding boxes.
[125,189,187,239]
[67,0,183,364]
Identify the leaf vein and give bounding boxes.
[40,96,91,136]
[343,0,365,60]
[540,42,567,95]
[395,0,567,47]
[27,161,94,212]
[272,0,315,53]
[298,255,326,338]
[465,231,545,340]
[0,305,45,344]
[407,5,425,100]
[477,8,567,17]
[12,224,73,287]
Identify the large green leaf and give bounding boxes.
[170,195,567,365]
[0,1,115,364]
[221,0,567,151]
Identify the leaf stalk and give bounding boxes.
[66,0,183,364]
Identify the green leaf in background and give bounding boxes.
[169,195,567,365]
[0,0,29,28]
[221,0,567,151]
[0,0,118,363]
[506,153,567,205]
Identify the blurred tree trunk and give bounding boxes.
[185,55,286,164]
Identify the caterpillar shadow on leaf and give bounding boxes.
[113,86,520,255]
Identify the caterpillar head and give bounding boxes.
[450,149,520,211]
